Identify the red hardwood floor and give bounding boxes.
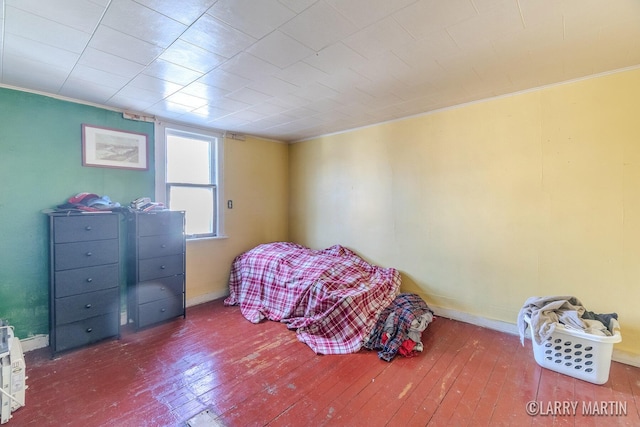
[10,298,640,426]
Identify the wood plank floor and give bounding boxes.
[11,298,640,426]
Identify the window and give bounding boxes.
[156,123,223,239]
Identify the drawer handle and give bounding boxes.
[86,278,93,283]
[85,226,92,231]
[86,328,93,333]
[160,308,166,312]
[160,287,165,291]
[86,252,92,257]
[161,244,167,248]
[85,303,92,309]
[160,265,166,269]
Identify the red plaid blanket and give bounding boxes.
[224,242,401,354]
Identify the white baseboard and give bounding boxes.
[186,290,229,307]
[19,334,49,353]
[20,293,230,354]
[430,306,519,336]
[429,304,640,368]
[21,300,640,368]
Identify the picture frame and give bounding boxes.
[82,124,148,170]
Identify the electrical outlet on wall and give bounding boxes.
[227,200,233,209]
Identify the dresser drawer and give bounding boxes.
[137,212,184,237]
[55,288,120,325]
[54,239,119,270]
[137,296,184,328]
[54,312,119,353]
[138,233,184,259]
[53,214,118,243]
[54,263,119,298]
[138,254,184,281]
[137,276,184,304]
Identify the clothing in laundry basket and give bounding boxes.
[517,295,618,346]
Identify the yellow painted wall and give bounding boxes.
[289,68,640,358]
[186,135,289,303]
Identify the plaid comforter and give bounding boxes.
[224,242,401,354]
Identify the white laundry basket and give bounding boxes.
[525,316,621,384]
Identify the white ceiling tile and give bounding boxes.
[247,31,314,68]
[198,69,252,92]
[393,30,460,67]
[89,25,164,65]
[276,62,330,87]
[326,0,416,28]
[394,0,477,40]
[108,93,158,112]
[2,0,640,142]
[277,0,317,13]
[280,1,355,51]
[68,64,131,89]
[59,79,120,104]
[165,92,209,109]
[6,0,106,34]
[207,0,296,39]
[2,54,68,93]
[356,78,409,101]
[207,114,252,129]
[471,0,510,14]
[89,0,110,7]
[303,42,366,74]
[5,6,91,53]
[317,68,372,93]
[281,105,320,119]
[297,82,340,103]
[146,99,196,116]
[133,0,218,26]
[219,53,280,81]
[3,33,79,70]
[180,81,231,100]
[226,87,273,105]
[159,39,225,73]
[304,95,345,113]
[249,101,291,116]
[222,109,266,122]
[351,51,413,83]
[114,85,167,104]
[143,104,186,120]
[79,47,146,78]
[246,76,300,97]
[101,0,186,48]
[560,0,640,36]
[446,1,524,48]
[129,74,183,96]
[143,58,203,85]
[190,105,234,121]
[213,97,252,112]
[344,16,414,60]
[180,14,256,59]
[517,0,562,29]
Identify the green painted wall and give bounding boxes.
[0,87,154,339]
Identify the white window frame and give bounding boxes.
[155,121,226,239]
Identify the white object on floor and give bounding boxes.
[186,409,225,427]
[1,321,27,424]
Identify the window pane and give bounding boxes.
[169,186,216,236]
[166,135,211,184]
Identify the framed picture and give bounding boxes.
[82,124,148,170]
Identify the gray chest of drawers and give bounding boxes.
[48,213,121,356]
[127,210,186,329]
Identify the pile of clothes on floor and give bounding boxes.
[517,295,618,345]
[363,293,434,361]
